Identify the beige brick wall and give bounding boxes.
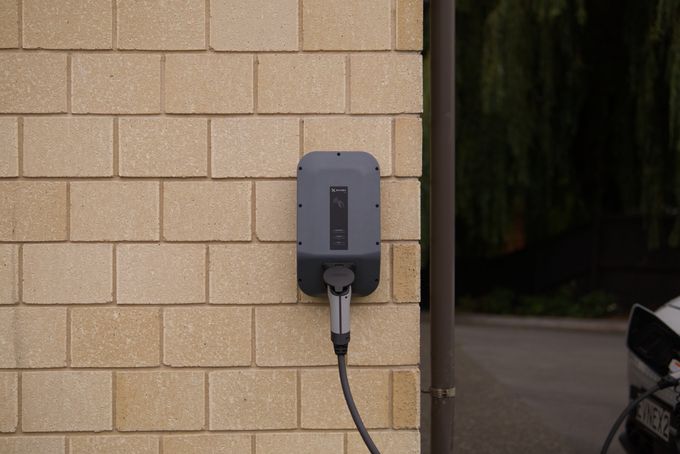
[0,1,422,452]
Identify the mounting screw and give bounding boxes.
[375,204,379,208]
[298,204,302,208]
[298,166,303,170]
[336,152,341,156]
[375,166,379,171]
[298,241,302,245]
[376,241,380,245]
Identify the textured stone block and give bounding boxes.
[351,54,422,114]
[255,181,296,241]
[163,181,251,241]
[0,372,17,432]
[256,434,344,454]
[209,370,297,430]
[117,244,205,304]
[382,180,420,240]
[211,0,297,51]
[393,369,420,428]
[119,118,207,177]
[72,54,160,114]
[347,431,420,454]
[163,307,251,367]
[301,368,389,428]
[23,117,113,177]
[0,0,19,48]
[0,437,65,454]
[118,0,205,50]
[258,54,345,113]
[210,244,296,304]
[116,371,204,431]
[70,181,159,241]
[396,0,423,50]
[70,436,158,454]
[303,0,390,50]
[0,54,66,113]
[394,117,422,176]
[0,182,67,241]
[0,307,66,368]
[22,371,112,432]
[211,117,299,178]
[71,307,160,367]
[393,243,421,302]
[23,244,113,304]
[0,245,18,304]
[23,0,112,49]
[165,54,253,113]
[163,434,252,454]
[0,117,18,176]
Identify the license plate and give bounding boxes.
[636,398,671,442]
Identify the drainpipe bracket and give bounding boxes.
[430,386,456,399]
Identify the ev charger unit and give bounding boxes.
[296,151,382,454]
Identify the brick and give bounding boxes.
[256,181,296,241]
[0,54,66,113]
[22,371,112,432]
[349,305,420,366]
[0,307,66,368]
[0,117,18,176]
[393,369,420,428]
[347,431,420,454]
[303,118,392,176]
[393,243,421,302]
[71,307,160,367]
[0,0,19,48]
[116,371,204,431]
[117,244,205,304]
[119,118,207,177]
[303,0,390,50]
[0,245,18,304]
[23,244,113,304]
[70,181,159,241]
[23,0,111,49]
[301,368,389,428]
[0,372,17,432]
[255,306,336,366]
[256,434,343,454]
[258,54,345,113]
[394,117,422,176]
[71,436,158,454]
[211,0,297,51]
[165,54,253,113]
[163,182,251,241]
[210,244,296,304]
[351,54,422,114]
[23,117,113,177]
[164,435,251,454]
[72,54,160,114]
[209,370,297,430]
[163,307,251,367]
[212,117,299,178]
[0,182,67,241]
[0,437,65,454]
[118,0,204,50]
[382,180,420,240]
[396,0,423,50]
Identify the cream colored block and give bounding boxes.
[0,117,18,176]
[301,368,389,429]
[23,244,112,304]
[23,117,113,177]
[303,0,390,50]
[0,54,66,113]
[210,244,296,304]
[211,117,299,178]
[119,118,207,177]
[394,117,422,176]
[72,54,160,114]
[255,306,336,366]
[0,0,19,48]
[71,307,160,367]
[0,245,18,305]
[118,0,205,50]
[165,54,253,113]
[0,437,65,454]
[117,244,205,304]
[0,372,17,432]
[258,54,345,113]
[347,431,420,454]
[0,182,67,241]
[0,307,67,368]
[71,436,158,454]
[255,181,296,241]
[393,242,421,302]
[303,118,392,175]
[351,54,422,114]
[393,369,420,428]
[210,0,297,51]
[209,370,297,430]
[23,0,112,49]
[163,434,252,454]
[256,434,344,454]
[22,371,112,432]
[350,305,419,366]
[116,371,204,431]
[396,0,423,50]
[163,307,251,367]
[70,181,159,241]
[163,181,251,241]
[382,180,420,240]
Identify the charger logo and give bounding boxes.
[331,187,347,193]
[333,197,345,208]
